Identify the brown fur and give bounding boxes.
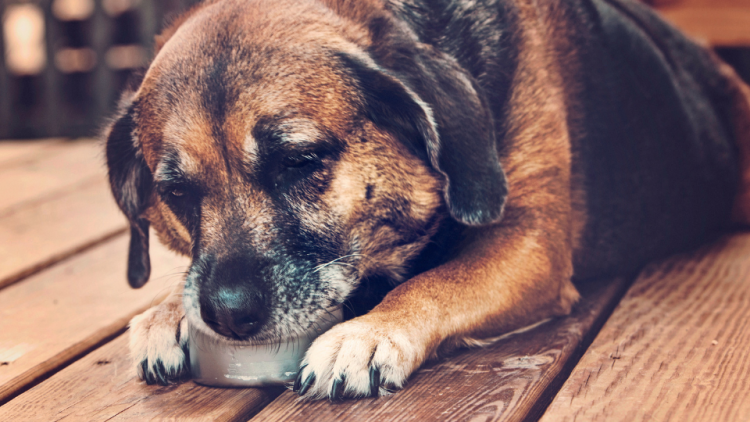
[106,0,750,399]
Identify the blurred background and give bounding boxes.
[0,0,749,140]
[0,0,201,139]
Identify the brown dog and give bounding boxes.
[105,0,750,399]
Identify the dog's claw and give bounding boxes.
[139,357,188,386]
[154,360,169,386]
[181,342,191,370]
[369,366,380,397]
[140,360,154,385]
[293,364,307,392]
[298,371,315,396]
[330,375,346,401]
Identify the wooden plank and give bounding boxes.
[0,178,127,289]
[648,0,750,7]
[656,6,750,46]
[540,233,750,422]
[0,234,189,404]
[249,276,633,422]
[0,138,106,212]
[0,276,629,422]
[0,138,64,167]
[0,18,8,140]
[0,334,283,422]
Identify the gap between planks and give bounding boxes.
[0,178,128,290]
[541,232,750,422]
[0,334,284,422]
[247,276,632,422]
[0,138,128,290]
[0,138,107,213]
[0,234,189,405]
[0,275,631,422]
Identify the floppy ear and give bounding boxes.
[339,53,508,226]
[105,85,153,288]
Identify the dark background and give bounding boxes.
[0,0,748,140]
[0,0,201,140]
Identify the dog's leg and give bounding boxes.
[129,280,190,385]
[295,9,583,398]
[295,206,580,399]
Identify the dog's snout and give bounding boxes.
[200,285,268,339]
[197,255,271,339]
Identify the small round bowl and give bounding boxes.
[189,307,342,387]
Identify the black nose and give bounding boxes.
[199,286,268,340]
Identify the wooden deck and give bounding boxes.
[1,139,750,421]
[653,0,750,46]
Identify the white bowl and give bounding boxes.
[189,307,343,387]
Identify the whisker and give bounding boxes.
[312,253,366,273]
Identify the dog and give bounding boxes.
[104,0,750,400]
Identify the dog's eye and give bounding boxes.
[160,184,195,202]
[282,153,317,169]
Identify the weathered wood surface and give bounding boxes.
[541,233,750,422]
[0,139,64,167]
[648,0,750,46]
[658,6,750,46]
[249,276,632,422]
[0,138,106,213]
[0,138,127,289]
[648,0,750,8]
[0,276,629,422]
[0,178,127,289]
[0,235,189,404]
[0,335,283,422]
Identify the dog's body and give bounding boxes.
[106,0,750,399]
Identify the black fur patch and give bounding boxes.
[557,0,739,278]
[337,51,508,226]
[106,104,153,288]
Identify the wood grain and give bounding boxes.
[647,0,750,7]
[541,233,750,422]
[249,276,632,422]
[0,178,127,289]
[0,139,64,167]
[0,138,106,213]
[644,0,750,46]
[657,6,750,46]
[0,334,283,422]
[0,234,189,404]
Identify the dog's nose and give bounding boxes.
[199,286,268,339]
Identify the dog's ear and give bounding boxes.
[339,53,507,226]
[105,79,153,288]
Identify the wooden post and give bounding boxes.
[91,1,111,138]
[0,4,9,140]
[42,0,60,138]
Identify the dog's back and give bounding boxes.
[398,0,746,279]
[552,0,744,278]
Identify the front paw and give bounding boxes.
[129,300,189,385]
[293,316,425,400]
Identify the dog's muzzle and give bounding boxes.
[197,255,270,340]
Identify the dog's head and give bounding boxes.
[105,0,507,341]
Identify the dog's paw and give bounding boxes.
[129,300,190,386]
[293,316,425,400]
